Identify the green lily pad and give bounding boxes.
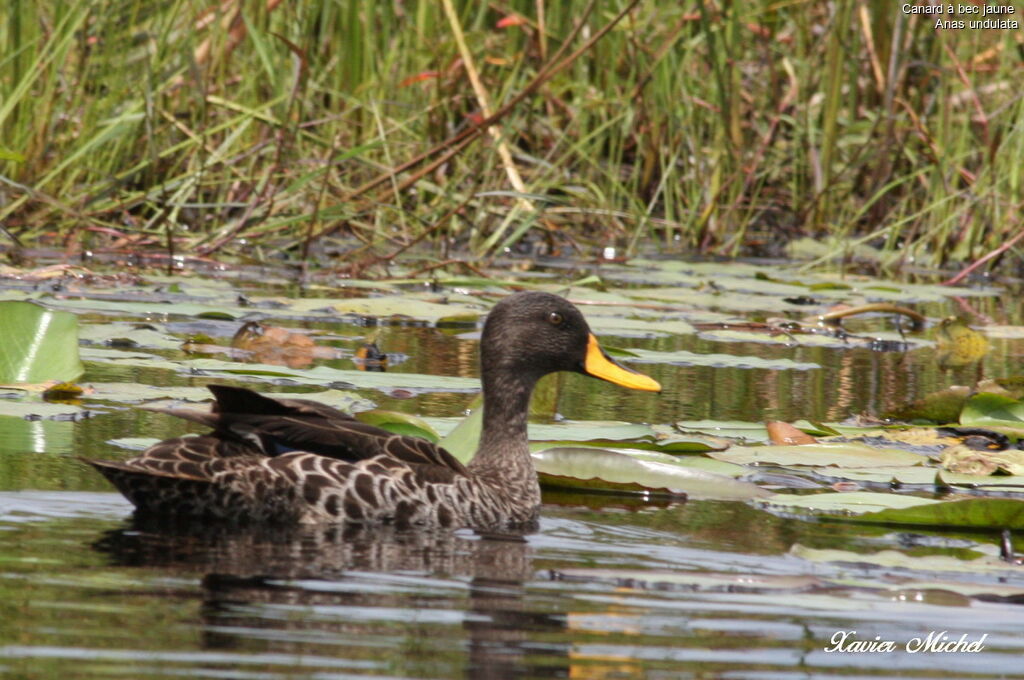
[435,400,483,463]
[354,410,440,443]
[709,443,927,468]
[762,491,939,514]
[533,447,771,500]
[853,497,1024,530]
[960,392,1024,436]
[0,301,83,384]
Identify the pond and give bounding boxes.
[1,256,1023,679]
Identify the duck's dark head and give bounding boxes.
[480,291,661,392]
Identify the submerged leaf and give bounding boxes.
[888,385,972,423]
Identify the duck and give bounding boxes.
[85,291,661,529]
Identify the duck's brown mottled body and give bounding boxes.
[86,292,659,530]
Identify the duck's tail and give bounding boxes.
[82,457,215,517]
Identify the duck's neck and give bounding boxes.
[468,368,537,486]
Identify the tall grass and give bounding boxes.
[0,0,1020,274]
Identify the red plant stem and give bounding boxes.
[942,228,1024,286]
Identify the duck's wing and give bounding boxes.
[146,385,470,475]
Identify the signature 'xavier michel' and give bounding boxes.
[85,292,661,529]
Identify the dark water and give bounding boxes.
[3,491,1024,679]
[2,267,1024,678]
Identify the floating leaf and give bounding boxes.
[624,348,820,371]
[763,491,939,514]
[938,470,1024,490]
[354,410,440,443]
[809,465,941,486]
[107,437,161,451]
[790,545,1023,578]
[854,497,1024,530]
[0,400,86,419]
[553,568,822,591]
[437,403,482,463]
[960,392,1024,432]
[0,301,83,384]
[675,420,771,443]
[285,295,483,324]
[940,444,1024,476]
[709,442,927,468]
[78,322,183,350]
[533,447,771,500]
[179,359,482,393]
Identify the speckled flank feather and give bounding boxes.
[84,292,658,530]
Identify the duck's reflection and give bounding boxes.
[94,519,567,679]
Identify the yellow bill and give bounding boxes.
[582,334,661,392]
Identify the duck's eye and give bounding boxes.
[548,312,563,326]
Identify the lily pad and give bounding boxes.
[533,447,771,500]
[762,491,940,514]
[85,383,216,404]
[790,545,1024,578]
[853,497,1024,530]
[78,322,184,350]
[285,295,484,324]
[960,392,1024,436]
[809,465,941,486]
[354,410,440,443]
[709,442,927,468]
[44,296,253,320]
[624,348,820,371]
[107,437,161,451]
[437,402,483,463]
[0,301,83,384]
[938,470,1024,490]
[0,400,87,419]
[675,420,771,443]
[178,359,482,393]
[553,568,823,591]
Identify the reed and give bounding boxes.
[0,0,1019,274]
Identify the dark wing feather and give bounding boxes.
[147,385,469,474]
[204,385,469,475]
